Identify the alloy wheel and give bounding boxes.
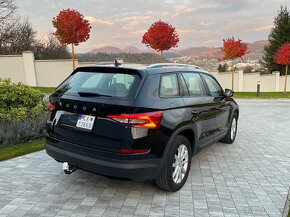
[172,144,189,184]
[231,118,237,140]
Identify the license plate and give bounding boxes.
[76,114,95,130]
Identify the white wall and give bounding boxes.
[0,52,290,92]
[260,74,276,92]
[243,73,260,92]
[210,72,239,91]
[0,55,26,83]
[279,76,290,92]
[35,60,76,87]
[78,62,96,67]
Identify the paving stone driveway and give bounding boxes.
[0,100,289,217]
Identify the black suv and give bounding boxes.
[45,63,239,192]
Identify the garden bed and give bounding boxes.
[0,114,47,147]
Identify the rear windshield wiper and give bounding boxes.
[77,91,112,97]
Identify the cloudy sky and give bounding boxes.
[16,0,290,53]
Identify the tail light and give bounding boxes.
[107,111,163,129]
[48,102,56,110]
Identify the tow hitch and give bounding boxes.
[62,162,76,174]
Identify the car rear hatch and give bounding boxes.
[47,67,146,153]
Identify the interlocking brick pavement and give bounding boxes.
[0,100,289,217]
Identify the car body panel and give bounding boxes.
[45,64,239,181]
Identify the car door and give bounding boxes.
[179,72,218,147]
[201,73,232,137]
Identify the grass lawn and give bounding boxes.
[0,138,45,162]
[234,92,290,99]
[32,86,55,94]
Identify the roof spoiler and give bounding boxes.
[95,58,124,67]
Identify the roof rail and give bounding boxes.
[147,63,202,69]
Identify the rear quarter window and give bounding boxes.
[160,74,179,97]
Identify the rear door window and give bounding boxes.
[181,73,206,96]
[160,74,179,97]
[55,70,141,99]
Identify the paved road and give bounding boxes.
[0,100,289,217]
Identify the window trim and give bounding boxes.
[177,72,189,96]
[159,73,181,98]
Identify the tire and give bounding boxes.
[220,112,238,144]
[155,135,192,192]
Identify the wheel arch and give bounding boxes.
[163,123,198,158]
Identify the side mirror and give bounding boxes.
[224,89,234,97]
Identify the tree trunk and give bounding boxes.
[284,64,288,95]
[231,60,234,90]
[160,50,164,62]
[71,44,75,70]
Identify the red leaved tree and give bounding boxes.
[220,37,248,90]
[52,9,91,70]
[274,42,290,94]
[142,20,179,60]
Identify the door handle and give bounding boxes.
[212,106,220,111]
[191,110,199,115]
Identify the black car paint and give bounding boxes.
[45,65,239,181]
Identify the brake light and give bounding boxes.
[48,102,56,110]
[120,148,150,154]
[107,111,163,129]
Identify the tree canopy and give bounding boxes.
[52,8,91,69]
[52,9,91,46]
[0,0,16,22]
[0,0,70,59]
[142,20,179,57]
[262,6,290,74]
[220,37,248,61]
[217,63,228,72]
[274,42,290,94]
[274,42,290,65]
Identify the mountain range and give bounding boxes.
[90,46,148,54]
[89,40,268,60]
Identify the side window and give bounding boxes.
[202,74,223,97]
[160,74,179,97]
[181,73,205,96]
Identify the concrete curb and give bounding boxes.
[236,98,290,102]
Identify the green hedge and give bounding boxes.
[0,79,45,120]
[0,79,48,146]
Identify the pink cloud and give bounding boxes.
[205,39,219,44]
[253,25,272,31]
[173,5,193,17]
[200,22,215,26]
[85,16,114,26]
[123,16,150,30]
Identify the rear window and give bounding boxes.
[55,70,141,99]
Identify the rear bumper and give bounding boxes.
[45,138,163,181]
